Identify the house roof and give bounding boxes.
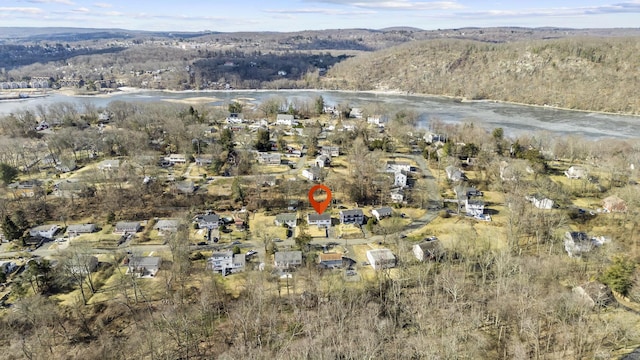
[66,224,96,233]
[198,214,219,223]
[415,239,442,253]
[366,249,395,262]
[603,195,627,212]
[318,253,343,262]
[340,209,363,217]
[276,114,294,121]
[373,207,393,214]
[276,213,297,222]
[275,251,302,263]
[129,256,161,268]
[115,221,141,229]
[308,213,331,222]
[154,219,180,229]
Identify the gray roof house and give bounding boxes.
[275,213,298,228]
[29,224,61,239]
[307,213,332,228]
[445,166,466,182]
[66,223,97,236]
[114,221,142,234]
[564,231,610,257]
[413,238,443,262]
[195,214,220,229]
[97,159,120,171]
[339,209,364,225]
[127,256,162,278]
[371,207,393,221]
[274,251,303,269]
[154,219,180,233]
[366,249,396,270]
[302,166,323,181]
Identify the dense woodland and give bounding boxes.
[324,37,640,114]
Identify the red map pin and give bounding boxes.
[308,184,332,214]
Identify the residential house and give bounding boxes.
[208,251,245,275]
[391,188,405,203]
[302,166,323,181]
[0,261,17,274]
[454,185,483,199]
[66,255,99,276]
[385,161,411,173]
[276,114,297,126]
[349,108,363,119]
[54,180,90,198]
[165,154,187,165]
[445,166,466,182]
[98,111,111,123]
[288,199,300,211]
[256,152,281,165]
[564,231,610,257]
[318,253,343,269]
[307,213,332,228]
[66,223,97,236]
[602,195,627,213]
[366,249,396,270]
[195,155,213,166]
[194,214,220,229]
[394,170,409,188]
[29,225,60,239]
[525,195,555,209]
[565,165,588,179]
[97,159,120,171]
[274,251,303,269]
[424,132,446,144]
[367,115,385,127]
[413,238,443,262]
[275,213,298,228]
[320,146,340,157]
[225,113,244,124]
[315,155,331,168]
[258,175,277,187]
[153,219,180,233]
[339,209,364,225]
[371,207,393,221]
[127,256,162,278]
[114,221,142,235]
[465,199,485,217]
[175,180,196,194]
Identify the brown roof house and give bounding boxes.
[602,195,627,213]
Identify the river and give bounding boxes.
[0,89,638,140]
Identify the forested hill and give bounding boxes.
[322,37,640,115]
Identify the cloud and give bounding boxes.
[72,7,90,13]
[303,0,463,11]
[455,2,640,19]
[93,2,112,8]
[27,0,75,5]
[0,7,43,14]
[265,8,376,16]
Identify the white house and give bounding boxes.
[114,221,142,234]
[465,199,485,217]
[276,114,297,126]
[194,213,220,229]
[525,195,554,209]
[29,225,61,239]
[225,113,244,124]
[445,166,465,182]
[386,161,411,173]
[208,251,245,275]
[165,154,187,164]
[320,146,340,157]
[275,213,297,228]
[302,166,322,181]
[307,213,331,228]
[394,170,408,188]
[391,189,405,203]
[153,219,180,233]
[367,115,384,127]
[256,152,281,165]
[366,249,396,270]
[565,165,588,179]
[97,159,120,171]
[315,155,331,168]
[371,207,393,221]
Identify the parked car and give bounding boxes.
[231,241,241,245]
[246,250,258,257]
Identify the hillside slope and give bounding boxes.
[322,37,640,114]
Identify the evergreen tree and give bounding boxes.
[254,129,271,152]
[0,163,18,185]
[2,215,20,241]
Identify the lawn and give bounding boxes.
[335,224,363,239]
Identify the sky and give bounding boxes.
[1,0,640,32]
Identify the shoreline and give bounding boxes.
[5,86,639,118]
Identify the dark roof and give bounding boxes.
[340,209,363,216]
[308,213,331,221]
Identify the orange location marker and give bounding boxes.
[308,184,332,214]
